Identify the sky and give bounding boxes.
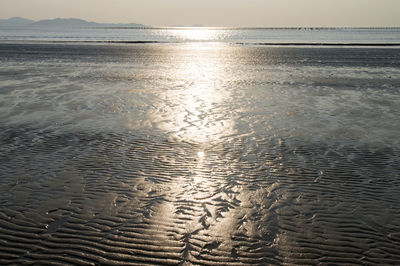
[1,0,400,27]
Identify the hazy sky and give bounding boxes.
[1,0,400,27]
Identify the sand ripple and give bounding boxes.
[1,43,400,264]
[1,127,400,265]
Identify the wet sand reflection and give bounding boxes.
[1,43,400,265]
[147,44,235,144]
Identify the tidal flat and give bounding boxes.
[0,43,400,265]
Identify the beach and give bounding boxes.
[1,40,400,264]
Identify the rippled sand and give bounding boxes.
[0,43,400,265]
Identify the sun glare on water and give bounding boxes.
[171,28,222,41]
[197,151,204,159]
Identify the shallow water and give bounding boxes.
[0,43,400,265]
[1,27,400,44]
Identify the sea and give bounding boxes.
[0,27,400,265]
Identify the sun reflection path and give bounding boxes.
[137,44,279,263]
[148,44,235,144]
[140,43,265,263]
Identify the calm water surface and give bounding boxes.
[1,27,400,44]
[0,41,400,265]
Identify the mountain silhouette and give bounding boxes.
[0,17,146,28]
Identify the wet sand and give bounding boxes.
[0,43,400,265]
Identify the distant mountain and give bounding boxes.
[0,17,146,28]
[31,18,146,28]
[0,17,35,26]
[31,18,98,27]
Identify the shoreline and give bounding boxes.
[1,39,400,48]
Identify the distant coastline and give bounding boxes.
[1,17,400,29]
[0,17,147,28]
